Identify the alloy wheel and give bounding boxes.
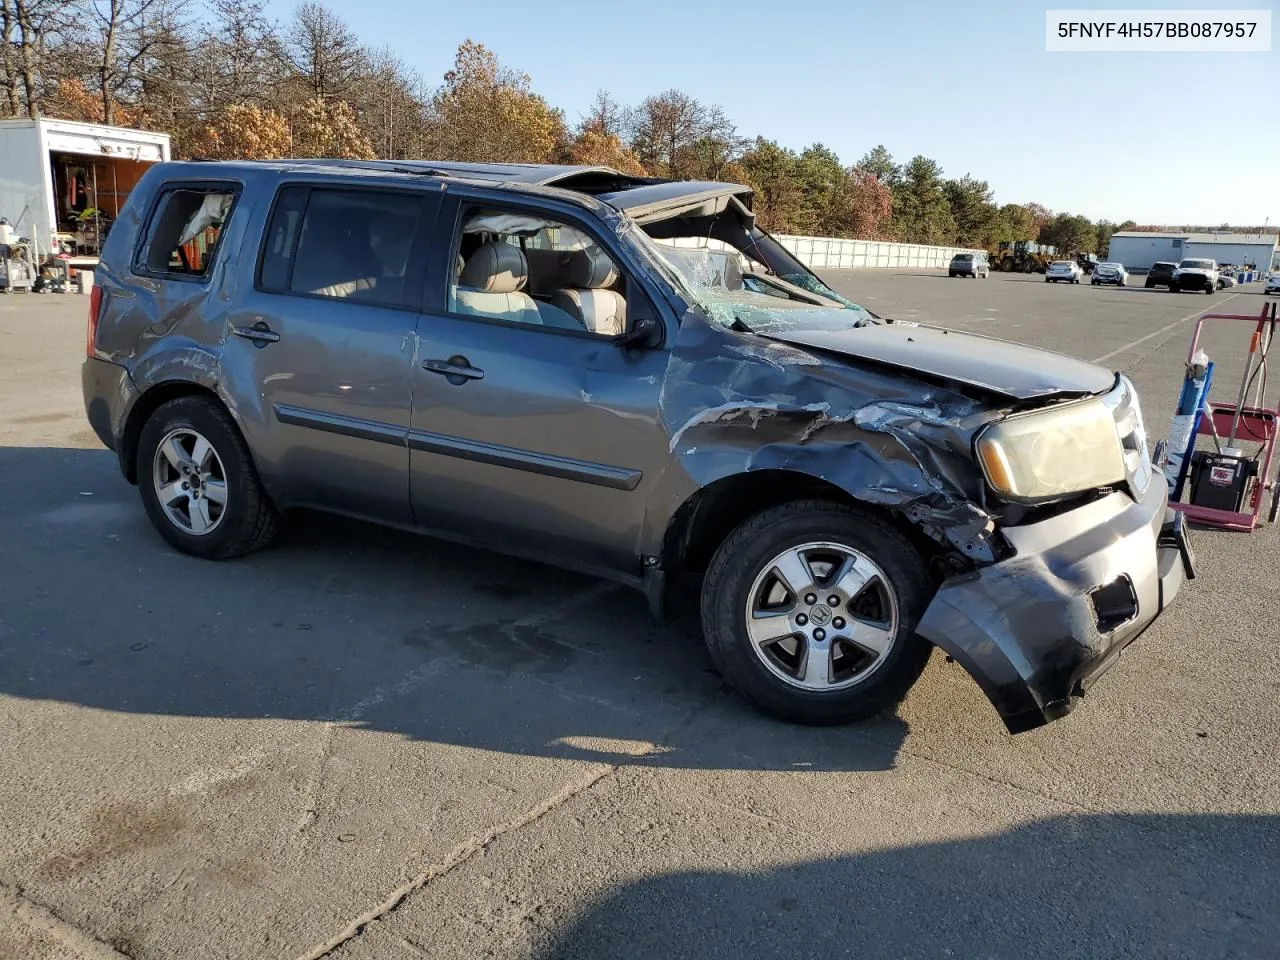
[744,541,900,692]
[151,428,228,535]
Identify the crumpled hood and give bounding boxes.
[760,322,1116,401]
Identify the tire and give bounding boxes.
[1145,280,1154,289]
[700,500,932,725]
[1205,285,1214,295]
[136,396,279,560]
[949,272,956,277]
[1091,280,1098,286]
[1046,278,1052,283]
[1073,278,1081,284]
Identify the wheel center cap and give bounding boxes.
[809,604,832,627]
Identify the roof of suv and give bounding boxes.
[186,158,754,220]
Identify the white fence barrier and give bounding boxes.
[658,234,982,271]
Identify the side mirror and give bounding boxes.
[619,314,662,350]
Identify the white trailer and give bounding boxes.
[0,118,170,263]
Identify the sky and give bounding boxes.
[267,0,1279,226]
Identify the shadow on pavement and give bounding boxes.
[0,445,913,773]
[535,813,1280,960]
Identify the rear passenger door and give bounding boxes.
[223,181,440,523]
[407,194,674,575]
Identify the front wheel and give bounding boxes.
[701,501,932,725]
[137,396,280,560]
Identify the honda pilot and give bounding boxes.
[82,160,1195,734]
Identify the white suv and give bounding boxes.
[1172,258,1218,295]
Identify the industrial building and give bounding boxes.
[1107,231,1279,272]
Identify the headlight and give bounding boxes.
[976,398,1126,501]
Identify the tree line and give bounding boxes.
[3,0,1143,252]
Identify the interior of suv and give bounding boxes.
[451,209,628,336]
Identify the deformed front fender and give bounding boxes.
[646,312,1005,562]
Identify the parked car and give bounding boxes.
[1266,273,1280,295]
[1091,262,1128,287]
[1172,258,1219,294]
[1217,273,1237,289]
[1144,261,1179,289]
[1045,260,1082,283]
[948,252,989,278]
[82,160,1194,734]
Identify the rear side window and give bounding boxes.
[258,186,425,309]
[139,187,237,278]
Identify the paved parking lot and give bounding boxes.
[2,273,1279,960]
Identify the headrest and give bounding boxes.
[460,242,527,293]
[564,247,618,289]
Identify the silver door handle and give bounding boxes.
[232,322,280,346]
[422,357,484,381]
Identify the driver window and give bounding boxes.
[450,207,629,337]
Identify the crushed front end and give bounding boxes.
[916,377,1196,733]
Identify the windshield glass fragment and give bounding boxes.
[649,243,877,333]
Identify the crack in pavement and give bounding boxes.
[292,763,617,960]
[0,880,132,960]
[294,689,725,960]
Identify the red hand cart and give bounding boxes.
[1169,302,1279,531]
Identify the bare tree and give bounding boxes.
[11,0,45,116]
[1,0,19,115]
[347,45,429,159]
[285,1,362,100]
[193,0,284,110]
[91,0,172,124]
[579,89,624,138]
[628,89,739,180]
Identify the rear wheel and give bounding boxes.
[1205,284,1214,295]
[1145,280,1154,289]
[701,501,932,725]
[137,396,279,560]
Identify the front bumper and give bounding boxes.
[916,472,1194,733]
[1174,273,1213,289]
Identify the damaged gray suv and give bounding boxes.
[83,160,1195,734]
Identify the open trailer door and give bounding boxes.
[37,119,170,261]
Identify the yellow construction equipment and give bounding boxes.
[991,240,1058,274]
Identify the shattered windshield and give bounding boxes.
[649,243,877,332]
